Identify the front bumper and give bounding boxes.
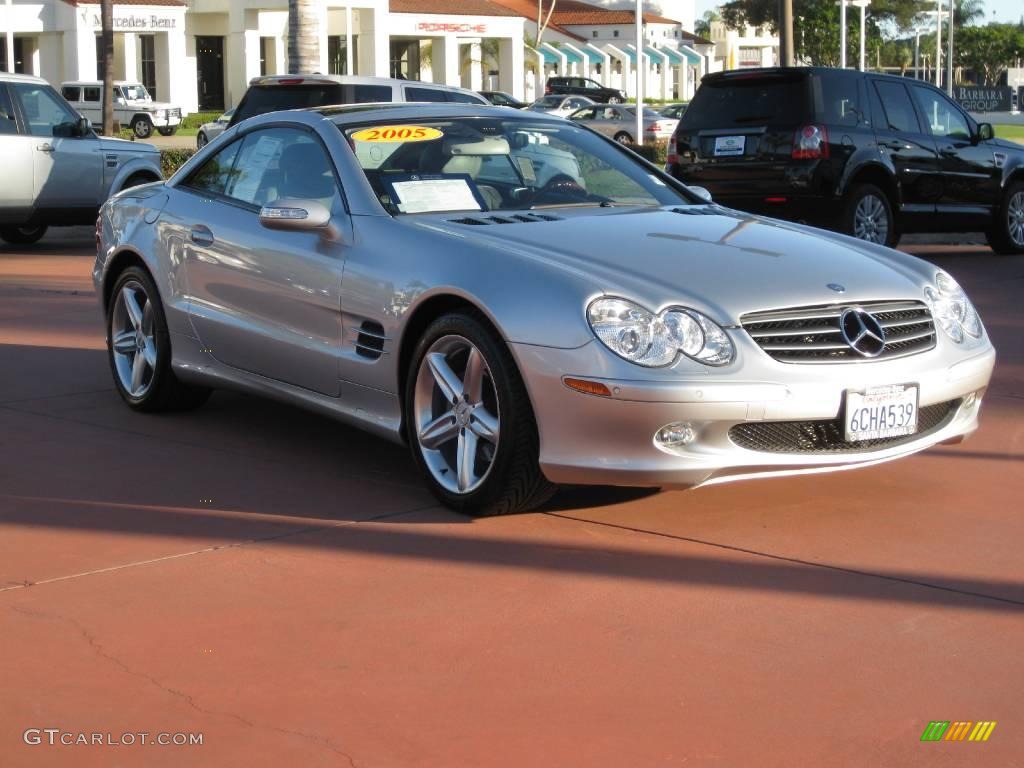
[512,340,995,489]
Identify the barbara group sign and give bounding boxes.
[954,86,1012,113]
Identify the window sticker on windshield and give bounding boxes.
[515,157,536,182]
[386,174,484,214]
[351,126,444,143]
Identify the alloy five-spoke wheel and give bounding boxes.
[986,182,1024,255]
[1007,189,1024,248]
[111,280,158,398]
[414,335,500,495]
[405,313,554,516]
[106,266,210,412]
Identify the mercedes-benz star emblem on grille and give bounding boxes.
[839,308,886,357]
[827,283,846,293]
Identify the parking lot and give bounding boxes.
[1,228,1022,766]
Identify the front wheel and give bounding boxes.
[843,183,898,247]
[0,224,48,245]
[985,181,1024,255]
[157,126,178,137]
[614,131,633,145]
[405,312,555,516]
[608,95,623,104]
[107,267,211,412]
[196,131,208,149]
[132,117,153,139]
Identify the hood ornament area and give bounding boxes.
[827,283,846,293]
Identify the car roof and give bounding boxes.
[314,102,567,128]
[245,73,482,96]
[702,66,913,85]
[61,80,147,87]
[0,72,48,85]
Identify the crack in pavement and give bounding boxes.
[9,605,360,767]
[0,504,439,594]
[545,512,1024,609]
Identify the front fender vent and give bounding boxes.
[448,213,563,226]
[354,321,387,359]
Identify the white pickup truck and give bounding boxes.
[61,81,183,139]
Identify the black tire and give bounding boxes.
[196,131,208,149]
[404,311,555,516]
[842,183,898,247]
[985,181,1024,255]
[614,131,633,145]
[608,95,623,104]
[157,126,178,137]
[0,224,48,245]
[132,117,153,139]
[106,266,211,412]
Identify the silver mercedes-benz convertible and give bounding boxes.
[93,104,995,515]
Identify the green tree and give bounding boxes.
[955,23,1024,85]
[696,10,720,38]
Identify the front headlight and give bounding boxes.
[924,271,981,343]
[155,109,167,118]
[587,297,734,367]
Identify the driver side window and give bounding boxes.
[11,84,80,137]
[911,86,970,140]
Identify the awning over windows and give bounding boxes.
[581,46,605,64]
[538,45,560,65]
[679,45,703,65]
[559,47,584,66]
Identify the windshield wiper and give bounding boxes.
[528,201,616,210]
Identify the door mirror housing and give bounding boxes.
[77,116,92,137]
[976,122,994,143]
[688,185,713,203]
[259,199,336,237]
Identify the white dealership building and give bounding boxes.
[0,0,711,114]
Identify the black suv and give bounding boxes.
[545,76,625,104]
[666,67,1024,253]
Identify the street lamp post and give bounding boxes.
[946,0,954,96]
[850,0,871,72]
[635,0,643,147]
[840,0,847,69]
[914,30,921,80]
[5,0,14,73]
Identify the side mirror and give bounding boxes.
[259,199,334,234]
[77,116,92,137]
[976,122,994,142]
[688,185,713,203]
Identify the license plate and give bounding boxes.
[844,384,919,442]
[713,135,745,156]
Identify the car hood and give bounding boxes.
[96,136,160,154]
[420,206,934,324]
[990,137,1024,153]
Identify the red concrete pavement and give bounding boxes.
[1,230,1022,767]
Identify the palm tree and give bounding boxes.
[288,0,321,73]
[954,0,985,27]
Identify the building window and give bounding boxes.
[738,46,761,66]
[259,36,271,76]
[613,30,619,38]
[0,37,6,72]
[140,35,156,99]
[328,36,357,75]
[389,40,420,80]
[95,35,105,81]
[592,31,598,38]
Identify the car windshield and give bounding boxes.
[532,96,563,108]
[680,75,810,129]
[121,84,151,101]
[341,116,689,215]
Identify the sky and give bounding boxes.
[692,0,1024,31]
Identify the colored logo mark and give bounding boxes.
[920,721,997,742]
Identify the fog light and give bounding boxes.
[656,422,696,448]
[963,391,977,409]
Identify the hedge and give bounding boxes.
[628,140,669,167]
[160,148,196,178]
[180,111,221,130]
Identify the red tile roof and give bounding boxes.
[390,0,521,16]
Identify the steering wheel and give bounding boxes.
[529,173,592,205]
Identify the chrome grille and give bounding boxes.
[729,399,959,454]
[741,300,936,363]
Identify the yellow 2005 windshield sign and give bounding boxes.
[351,126,443,143]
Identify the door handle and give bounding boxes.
[881,140,908,151]
[36,143,54,153]
[189,226,214,246]
[939,145,959,157]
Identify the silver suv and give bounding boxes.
[0,73,162,245]
[228,75,489,129]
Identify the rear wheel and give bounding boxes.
[196,131,208,149]
[0,224,48,245]
[843,183,898,247]
[613,131,634,145]
[985,181,1024,254]
[608,95,623,104]
[405,312,555,516]
[106,266,211,412]
[132,117,153,139]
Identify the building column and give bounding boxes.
[63,26,96,80]
[433,36,459,87]
[122,33,138,81]
[498,36,524,100]
[161,29,195,113]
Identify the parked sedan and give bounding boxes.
[659,102,688,120]
[527,94,596,118]
[567,104,677,144]
[94,104,994,516]
[196,108,234,148]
